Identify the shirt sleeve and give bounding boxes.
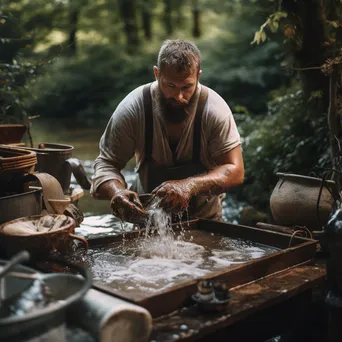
[205,90,241,161]
[91,89,142,197]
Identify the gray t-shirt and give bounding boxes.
[91,81,241,198]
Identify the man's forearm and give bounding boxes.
[187,164,244,197]
[95,179,126,200]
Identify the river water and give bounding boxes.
[29,120,245,238]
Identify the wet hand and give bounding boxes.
[110,189,148,224]
[152,180,194,213]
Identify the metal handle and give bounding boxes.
[0,250,30,281]
[69,233,89,249]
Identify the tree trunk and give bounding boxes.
[117,0,140,54]
[192,8,200,37]
[175,0,184,27]
[163,0,173,35]
[68,8,79,55]
[327,0,342,188]
[281,0,329,113]
[328,68,341,185]
[141,4,152,40]
[192,0,200,37]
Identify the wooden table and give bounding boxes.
[151,263,327,342]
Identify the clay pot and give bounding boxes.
[0,124,26,145]
[270,172,338,230]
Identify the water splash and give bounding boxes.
[141,208,178,259]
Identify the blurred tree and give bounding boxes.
[175,0,185,27]
[192,0,201,37]
[117,0,140,54]
[67,0,89,55]
[0,1,37,145]
[138,0,153,40]
[163,0,173,35]
[200,0,288,114]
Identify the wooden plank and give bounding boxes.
[150,265,326,341]
[256,222,297,235]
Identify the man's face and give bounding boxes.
[154,65,201,123]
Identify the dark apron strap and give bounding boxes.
[143,84,153,162]
[193,85,208,163]
[143,84,209,163]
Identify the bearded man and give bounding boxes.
[91,39,244,224]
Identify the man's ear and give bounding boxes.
[153,66,159,80]
[198,69,202,77]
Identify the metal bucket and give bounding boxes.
[25,143,74,192]
[0,189,42,224]
[0,259,92,341]
[23,143,91,193]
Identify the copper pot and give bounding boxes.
[0,214,88,258]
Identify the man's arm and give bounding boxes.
[95,179,126,200]
[187,145,244,196]
[152,145,244,212]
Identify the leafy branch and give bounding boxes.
[251,11,288,45]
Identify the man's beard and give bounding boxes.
[158,87,195,124]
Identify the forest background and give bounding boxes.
[2,0,341,215]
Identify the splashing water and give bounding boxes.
[140,207,177,259]
[138,201,196,260]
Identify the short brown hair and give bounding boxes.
[157,39,201,74]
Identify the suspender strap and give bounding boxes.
[143,84,153,162]
[192,85,209,163]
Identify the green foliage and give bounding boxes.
[0,61,37,124]
[251,11,287,45]
[0,8,36,124]
[199,8,289,114]
[28,45,155,125]
[237,87,330,209]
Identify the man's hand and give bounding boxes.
[110,189,148,224]
[152,179,194,213]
